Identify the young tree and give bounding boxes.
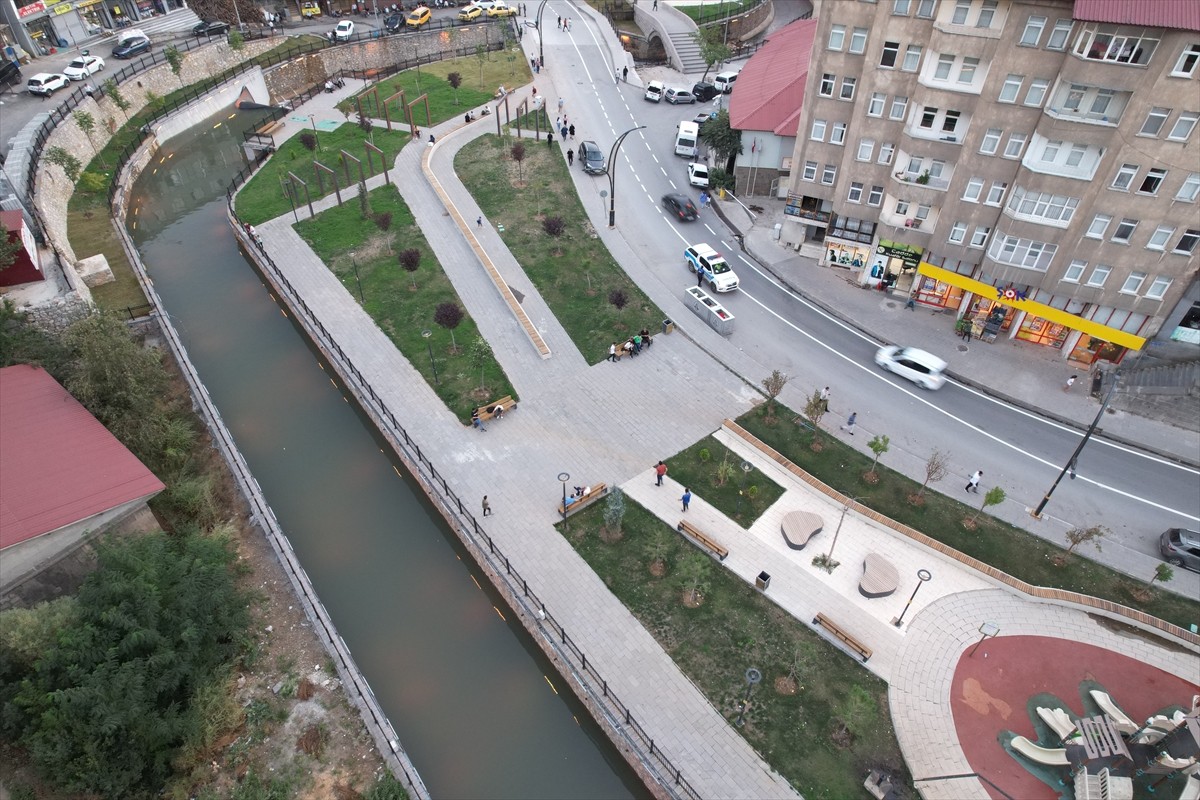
[357,111,373,144]
[398,248,421,289]
[644,529,671,574]
[164,44,184,84]
[698,109,743,173]
[917,449,949,498]
[434,301,464,352]
[1064,524,1109,555]
[447,71,463,104]
[677,551,711,605]
[45,146,82,183]
[511,140,526,182]
[0,224,24,275]
[969,486,1006,525]
[607,287,628,310]
[73,110,97,153]
[1147,563,1174,588]
[103,78,131,118]
[690,24,732,81]
[357,178,371,219]
[475,44,488,87]
[467,335,492,390]
[228,29,245,51]
[835,685,876,741]
[803,388,827,443]
[761,369,788,420]
[603,487,626,535]
[867,434,890,476]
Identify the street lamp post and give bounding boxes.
[558,472,570,521]
[606,125,647,228]
[735,460,751,517]
[421,329,439,384]
[969,622,1000,657]
[530,0,550,71]
[349,251,364,304]
[308,113,321,151]
[735,667,762,727]
[893,569,932,628]
[1031,372,1120,519]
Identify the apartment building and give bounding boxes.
[781,0,1199,366]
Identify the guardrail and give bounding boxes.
[225,148,702,800]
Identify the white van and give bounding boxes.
[675,120,699,158]
[713,70,739,94]
[644,80,664,102]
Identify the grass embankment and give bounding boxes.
[346,54,521,124]
[737,408,1200,630]
[294,183,515,421]
[456,135,666,364]
[668,437,785,527]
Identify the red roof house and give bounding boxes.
[0,364,165,588]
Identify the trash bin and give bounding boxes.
[755,571,771,591]
[661,318,674,334]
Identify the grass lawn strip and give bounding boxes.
[456,135,666,364]
[736,408,1200,630]
[345,54,519,125]
[561,499,910,799]
[294,183,514,421]
[667,436,786,528]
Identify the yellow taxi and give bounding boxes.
[457,5,482,21]
[486,2,517,17]
[405,6,431,27]
[301,0,321,18]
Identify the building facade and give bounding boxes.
[781,0,1199,366]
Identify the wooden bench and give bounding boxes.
[256,119,284,137]
[781,510,823,550]
[859,552,899,598]
[813,612,872,662]
[476,396,516,422]
[558,483,607,518]
[676,519,728,561]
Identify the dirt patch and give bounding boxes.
[648,559,666,578]
[681,590,705,608]
[774,676,798,695]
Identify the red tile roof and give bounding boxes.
[0,365,164,549]
[1073,0,1200,32]
[728,18,817,137]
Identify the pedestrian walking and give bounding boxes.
[560,124,568,139]
[531,57,537,71]
[557,97,564,113]
[614,71,620,85]
[653,0,658,8]
[608,341,617,362]
[556,14,561,28]
[1063,374,1077,392]
[568,124,575,139]
[482,496,492,516]
[555,115,561,129]
[840,412,857,435]
[477,216,483,227]
[965,470,982,493]
[681,488,692,512]
[567,148,574,166]
[655,460,668,486]
[564,18,570,31]
[622,66,628,82]
[547,130,554,146]
[819,386,830,412]
[697,268,705,287]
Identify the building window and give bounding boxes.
[849,27,868,54]
[867,92,886,116]
[819,73,835,97]
[1074,26,1159,66]
[1175,229,1200,255]
[958,57,980,84]
[951,0,969,24]
[1006,187,1078,224]
[1145,277,1171,300]
[916,0,936,18]
[1086,214,1112,238]
[857,138,875,161]
[802,161,818,181]
[867,185,884,206]
[1024,79,1049,107]
[1168,112,1198,142]
[934,54,953,80]
[1146,226,1174,250]
[895,199,910,216]
[1140,107,1170,137]
[1047,19,1072,50]
[878,142,896,164]
[980,128,1002,154]
[999,74,1023,103]
[948,222,967,243]
[963,177,984,202]
[828,24,846,51]
[969,226,991,248]
[977,0,997,28]
[848,182,864,202]
[902,45,923,72]
[1063,260,1086,282]
[831,122,847,145]
[985,181,1007,205]
[1065,144,1087,168]
[989,234,1056,269]
[1120,271,1146,295]
[889,96,909,120]
[1170,43,1200,77]
[893,0,912,14]
[1111,163,1138,191]
[1003,133,1027,158]
[1138,168,1166,195]
[1111,218,1138,243]
[822,164,838,185]
[881,41,900,68]
[919,107,938,128]
[1178,173,1200,202]
[840,77,857,100]
[811,119,827,141]
[1086,265,1111,287]
[1020,15,1046,46]
[1040,140,1061,162]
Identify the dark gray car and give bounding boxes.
[578,140,606,174]
[1159,528,1200,572]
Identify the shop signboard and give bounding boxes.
[18,1,47,17]
[53,3,74,14]
[876,240,922,271]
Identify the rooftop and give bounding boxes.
[727,18,816,137]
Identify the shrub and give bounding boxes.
[299,132,317,152]
[608,288,628,310]
[543,216,565,236]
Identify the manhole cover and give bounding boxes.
[957,344,969,353]
[884,300,899,310]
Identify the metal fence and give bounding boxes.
[224,154,703,800]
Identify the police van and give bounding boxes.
[685,243,739,292]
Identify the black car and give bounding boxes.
[112,36,152,58]
[578,140,607,175]
[383,14,402,32]
[0,59,22,89]
[692,81,718,102]
[193,20,230,36]
[662,193,698,221]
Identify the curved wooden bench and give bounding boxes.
[1010,735,1069,766]
[781,510,823,550]
[859,553,899,598]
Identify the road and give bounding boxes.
[541,14,1200,594]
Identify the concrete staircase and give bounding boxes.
[667,30,708,75]
[1108,359,1200,432]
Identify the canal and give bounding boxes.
[127,107,643,800]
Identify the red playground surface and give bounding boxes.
[949,634,1199,800]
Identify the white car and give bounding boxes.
[27,73,69,96]
[687,162,709,187]
[333,20,355,40]
[64,54,105,81]
[874,345,948,390]
[685,243,739,292]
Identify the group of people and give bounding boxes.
[470,402,507,432]
[607,328,655,361]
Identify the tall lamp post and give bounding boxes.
[735,667,762,727]
[308,113,321,151]
[605,125,646,228]
[893,569,931,628]
[1031,372,1120,519]
[558,472,570,521]
[734,460,751,517]
[525,0,550,72]
[421,329,439,385]
[349,251,364,304]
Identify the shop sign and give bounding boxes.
[75,0,104,7]
[876,240,923,271]
[993,285,1029,303]
[18,1,47,17]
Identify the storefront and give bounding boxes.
[824,215,875,271]
[17,0,94,51]
[912,272,967,311]
[863,240,923,292]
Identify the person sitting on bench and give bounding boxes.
[491,403,505,419]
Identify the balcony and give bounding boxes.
[1045,84,1131,127]
[892,170,952,192]
[784,196,831,224]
